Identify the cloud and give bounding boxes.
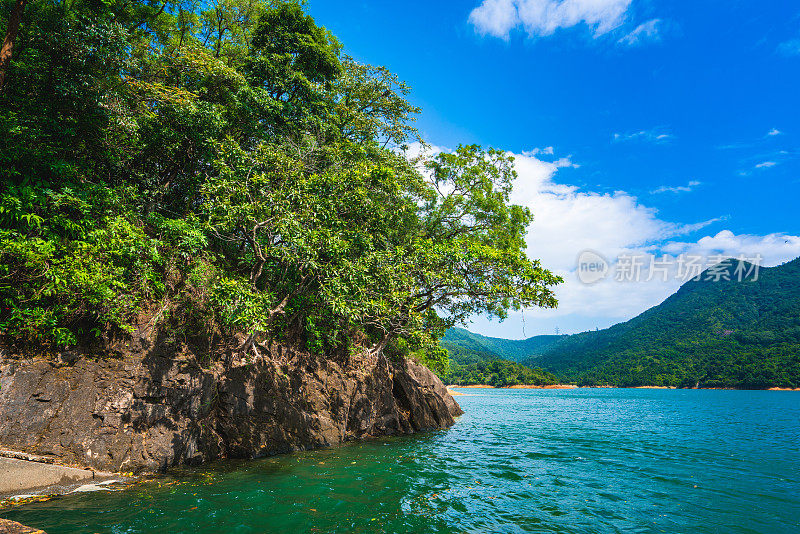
[509,146,799,333]
[718,129,794,175]
[719,129,784,150]
[467,0,519,40]
[618,18,661,46]
[544,229,800,327]
[739,154,791,176]
[506,151,716,275]
[613,128,672,143]
[663,230,800,267]
[405,144,800,337]
[469,0,633,40]
[777,39,800,57]
[497,150,721,329]
[524,146,554,156]
[651,180,701,194]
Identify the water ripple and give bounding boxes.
[3,389,800,533]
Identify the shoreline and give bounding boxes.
[0,451,125,502]
[447,384,577,389]
[446,384,800,391]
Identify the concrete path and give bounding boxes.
[0,457,94,495]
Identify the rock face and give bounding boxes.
[0,343,462,473]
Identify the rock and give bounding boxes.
[401,358,464,419]
[0,457,94,494]
[0,343,461,473]
[0,518,47,534]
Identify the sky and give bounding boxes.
[307,0,800,339]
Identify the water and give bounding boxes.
[3,388,799,533]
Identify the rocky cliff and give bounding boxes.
[0,339,462,473]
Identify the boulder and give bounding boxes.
[0,342,461,473]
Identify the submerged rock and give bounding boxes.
[0,342,462,473]
[0,518,47,533]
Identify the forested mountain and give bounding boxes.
[526,258,800,388]
[0,0,561,370]
[439,327,562,386]
[444,259,800,388]
[441,327,564,363]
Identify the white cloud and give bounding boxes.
[767,128,782,136]
[777,39,800,57]
[524,146,555,156]
[663,230,800,267]
[613,128,672,143]
[403,141,447,160]
[508,151,717,274]
[467,0,519,40]
[469,0,633,40]
[405,144,800,338]
[755,161,777,169]
[541,230,800,326]
[510,146,800,333]
[651,180,701,194]
[618,18,661,46]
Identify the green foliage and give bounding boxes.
[529,259,800,388]
[0,0,560,371]
[417,145,562,324]
[443,359,558,387]
[244,0,342,135]
[0,183,158,345]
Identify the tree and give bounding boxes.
[330,58,421,149]
[244,0,342,137]
[353,145,562,354]
[0,0,564,379]
[0,0,26,91]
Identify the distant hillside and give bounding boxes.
[527,258,800,388]
[441,327,565,364]
[442,358,558,387]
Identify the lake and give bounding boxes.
[3,388,799,533]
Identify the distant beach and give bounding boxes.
[447,384,577,390]
[446,384,799,391]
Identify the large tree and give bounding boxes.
[0,0,561,371]
[0,0,26,91]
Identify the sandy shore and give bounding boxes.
[446,384,577,389]
[505,384,578,389]
[447,384,799,391]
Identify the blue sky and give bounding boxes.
[308,0,800,339]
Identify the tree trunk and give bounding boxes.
[368,331,393,358]
[0,0,27,92]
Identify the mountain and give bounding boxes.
[524,258,800,388]
[441,327,565,364]
[439,328,563,387]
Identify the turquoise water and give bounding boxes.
[3,388,799,533]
